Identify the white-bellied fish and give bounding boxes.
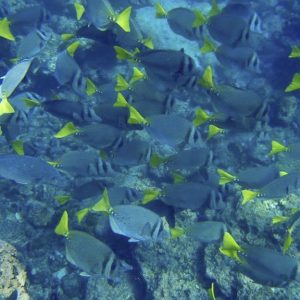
[91,189,168,242]
[55,211,132,280]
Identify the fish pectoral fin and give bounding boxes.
[128,238,140,242]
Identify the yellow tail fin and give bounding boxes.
[241,189,258,205]
[285,73,300,92]
[217,169,236,185]
[91,188,112,214]
[0,17,15,41]
[198,65,215,90]
[219,232,242,262]
[288,46,300,58]
[55,211,69,237]
[268,140,289,156]
[74,2,85,21]
[115,6,132,32]
[155,3,168,18]
[54,122,80,138]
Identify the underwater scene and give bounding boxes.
[1,0,300,299]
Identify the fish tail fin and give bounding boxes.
[208,0,221,18]
[193,108,211,127]
[285,73,300,92]
[61,33,75,41]
[192,10,207,27]
[283,228,293,254]
[155,3,168,18]
[241,189,258,205]
[0,17,15,41]
[129,67,146,85]
[170,226,185,238]
[198,65,215,90]
[76,208,90,224]
[55,211,69,237]
[172,171,185,184]
[74,2,85,21]
[114,46,136,60]
[128,105,148,125]
[54,122,80,138]
[115,6,132,32]
[207,124,224,140]
[200,36,217,54]
[0,95,15,116]
[142,188,161,204]
[268,140,289,156]
[91,188,112,214]
[219,232,242,262]
[289,46,300,58]
[217,169,236,185]
[11,140,24,155]
[272,215,290,225]
[115,74,130,91]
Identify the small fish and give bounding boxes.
[215,45,260,73]
[145,114,201,149]
[156,4,206,41]
[112,138,151,167]
[161,182,214,210]
[0,154,63,185]
[242,172,300,204]
[207,2,261,47]
[218,164,279,188]
[85,0,132,32]
[92,189,168,242]
[185,221,227,243]
[75,124,123,151]
[10,5,49,35]
[114,18,153,50]
[137,48,198,90]
[17,26,51,59]
[165,147,210,175]
[55,150,116,177]
[220,232,298,287]
[43,99,101,125]
[210,85,264,118]
[55,211,132,280]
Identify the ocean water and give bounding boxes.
[0,0,300,299]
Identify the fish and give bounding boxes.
[114,18,153,50]
[214,45,261,73]
[43,99,101,125]
[0,154,63,185]
[9,5,49,35]
[54,150,116,177]
[165,147,210,175]
[75,124,124,151]
[85,0,132,32]
[242,172,300,204]
[220,232,298,287]
[156,4,206,41]
[91,188,168,242]
[161,182,214,210]
[218,164,280,188]
[0,59,32,99]
[17,26,51,59]
[145,114,201,149]
[185,221,227,243]
[137,49,198,90]
[207,3,261,47]
[210,85,265,118]
[111,138,151,167]
[55,211,132,279]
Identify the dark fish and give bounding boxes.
[0,154,63,185]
